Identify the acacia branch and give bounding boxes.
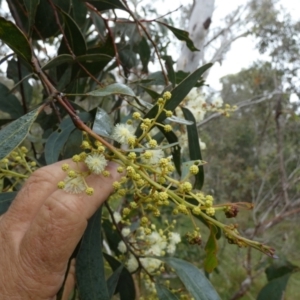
[197,91,284,127]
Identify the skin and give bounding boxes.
[0,160,120,299]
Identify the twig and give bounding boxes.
[274,93,290,205]
[17,57,28,114]
[197,91,284,127]
[263,207,300,231]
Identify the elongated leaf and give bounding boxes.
[140,85,160,99]
[44,113,91,164]
[92,107,114,138]
[163,55,176,87]
[91,11,106,35]
[71,0,87,27]
[24,0,40,34]
[135,63,212,137]
[175,70,191,84]
[0,107,40,160]
[9,73,33,95]
[58,7,86,56]
[87,0,128,11]
[181,107,204,189]
[138,36,150,72]
[159,129,181,175]
[103,253,136,300]
[257,259,299,300]
[61,129,83,159]
[88,83,135,97]
[0,192,17,215]
[157,21,199,52]
[44,121,75,165]
[119,49,138,69]
[265,259,298,281]
[164,63,212,117]
[0,83,23,118]
[7,59,33,107]
[8,0,67,40]
[203,225,218,273]
[106,265,123,299]
[257,274,291,300]
[76,54,113,77]
[76,207,109,300]
[0,53,14,65]
[159,257,221,300]
[42,54,74,70]
[156,284,179,300]
[0,17,32,63]
[76,54,112,63]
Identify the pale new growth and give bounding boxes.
[112,123,136,145]
[144,232,167,256]
[127,254,139,272]
[166,243,176,254]
[211,97,224,108]
[176,88,207,122]
[144,281,156,293]
[63,176,86,194]
[112,211,121,224]
[199,138,206,150]
[85,153,107,174]
[121,227,131,237]
[140,257,162,273]
[141,148,164,165]
[117,241,127,253]
[169,232,181,244]
[167,232,181,254]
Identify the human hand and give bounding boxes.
[0,160,119,299]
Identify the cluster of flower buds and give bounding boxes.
[0,146,37,192]
[54,90,276,282]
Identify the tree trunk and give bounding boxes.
[176,0,215,72]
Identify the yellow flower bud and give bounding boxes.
[148,139,157,148]
[61,163,69,171]
[122,207,131,216]
[102,170,110,177]
[113,181,121,189]
[164,124,172,132]
[117,166,124,173]
[189,165,199,175]
[72,155,81,162]
[132,112,141,119]
[165,110,173,117]
[141,216,149,226]
[128,152,137,160]
[67,170,77,178]
[163,91,172,100]
[85,187,94,196]
[192,206,201,215]
[57,181,65,189]
[81,141,91,149]
[180,182,192,193]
